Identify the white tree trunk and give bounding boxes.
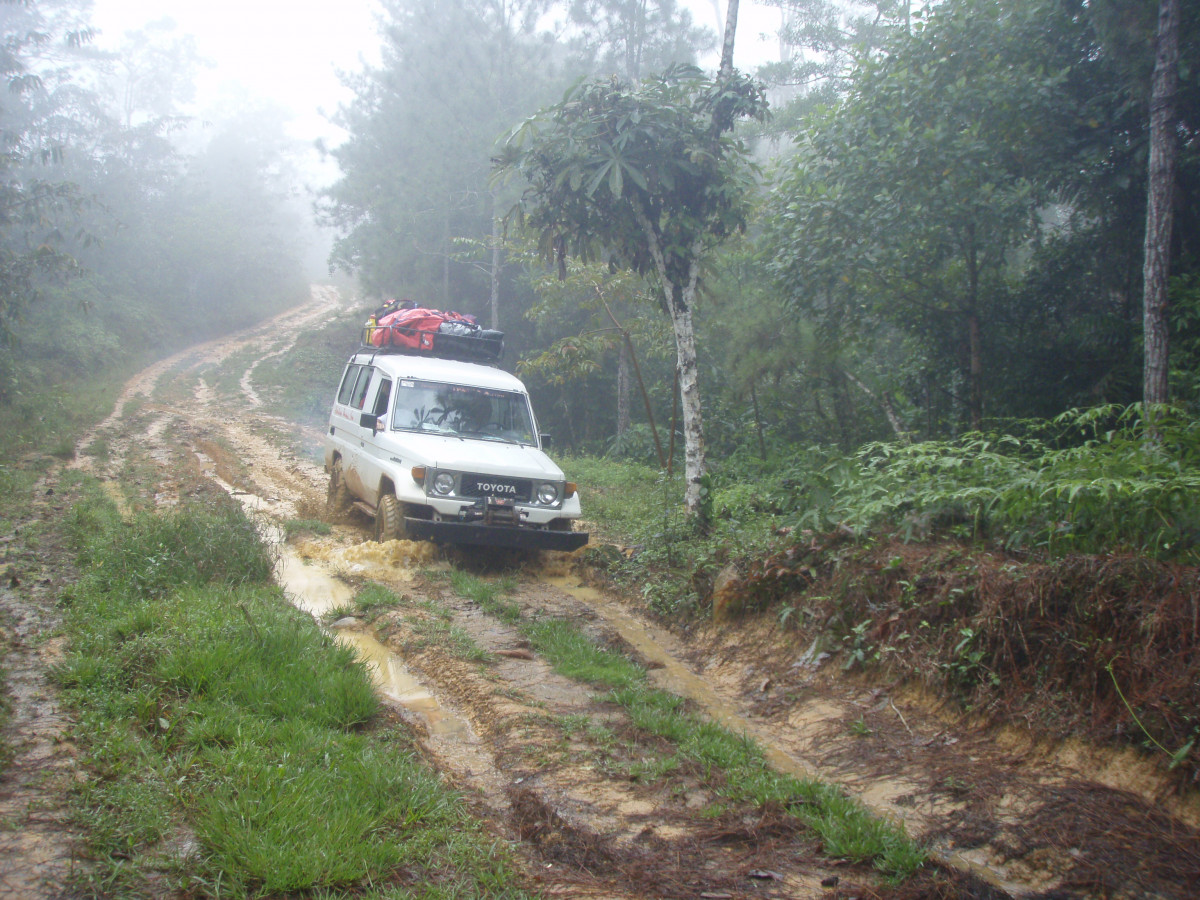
[616,338,631,436]
[1142,0,1180,410]
[490,208,502,330]
[633,201,708,516]
[719,0,740,78]
[667,295,707,515]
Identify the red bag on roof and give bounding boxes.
[372,307,445,349]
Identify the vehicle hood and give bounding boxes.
[386,433,565,480]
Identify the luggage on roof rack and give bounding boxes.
[362,303,504,363]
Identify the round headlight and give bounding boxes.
[537,483,559,505]
[433,472,455,495]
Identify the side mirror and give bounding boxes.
[539,433,552,449]
[359,412,378,430]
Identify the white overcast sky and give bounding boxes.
[88,0,780,184]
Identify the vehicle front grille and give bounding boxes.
[458,473,532,502]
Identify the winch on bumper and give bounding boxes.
[403,496,588,552]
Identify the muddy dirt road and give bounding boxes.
[4,286,1199,899]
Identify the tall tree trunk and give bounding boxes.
[719,0,739,79]
[668,293,706,515]
[633,203,707,515]
[967,313,983,430]
[750,382,767,459]
[1142,0,1180,410]
[616,338,631,436]
[490,202,502,330]
[965,222,983,430]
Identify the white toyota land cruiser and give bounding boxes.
[324,349,587,552]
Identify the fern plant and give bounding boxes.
[782,405,1200,562]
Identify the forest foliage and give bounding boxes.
[1,0,1197,538]
[318,0,1199,471]
[0,0,312,456]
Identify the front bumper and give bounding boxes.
[403,517,588,552]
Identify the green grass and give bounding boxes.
[0,369,130,467]
[254,310,364,429]
[562,455,784,616]
[283,517,333,538]
[447,569,521,623]
[559,455,676,540]
[354,582,409,616]
[56,483,527,898]
[448,570,925,880]
[408,618,493,662]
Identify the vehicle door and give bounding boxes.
[338,363,377,497]
[329,362,364,465]
[356,375,393,506]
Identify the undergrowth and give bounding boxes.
[572,403,1200,781]
[780,405,1200,562]
[54,482,525,898]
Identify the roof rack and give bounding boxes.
[360,323,504,364]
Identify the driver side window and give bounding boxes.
[372,378,392,418]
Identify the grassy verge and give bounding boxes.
[565,455,784,616]
[444,569,925,881]
[0,369,132,466]
[54,481,528,898]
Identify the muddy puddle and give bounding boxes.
[271,541,516,819]
[276,544,474,739]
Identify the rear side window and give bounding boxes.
[337,365,361,405]
[351,366,374,410]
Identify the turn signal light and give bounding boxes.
[565,482,577,498]
[411,466,426,484]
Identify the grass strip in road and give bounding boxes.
[450,569,925,882]
[54,481,528,899]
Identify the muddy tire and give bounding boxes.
[374,492,407,542]
[327,458,352,517]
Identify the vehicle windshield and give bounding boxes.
[390,379,536,445]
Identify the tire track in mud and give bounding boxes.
[0,504,79,900]
[60,284,1200,899]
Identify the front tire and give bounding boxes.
[374,493,407,542]
[327,458,352,517]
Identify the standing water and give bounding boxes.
[276,546,473,737]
